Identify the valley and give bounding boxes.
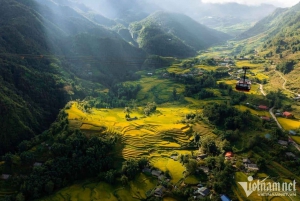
[1,0,300,201]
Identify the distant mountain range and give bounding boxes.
[75,0,277,36]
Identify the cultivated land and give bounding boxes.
[12,47,299,201]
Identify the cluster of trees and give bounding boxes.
[184,75,216,97]
[81,83,141,109]
[203,103,257,130]
[144,102,157,116]
[1,111,117,201]
[276,60,295,74]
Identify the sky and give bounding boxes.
[201,0,299,7]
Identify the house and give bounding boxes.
[225,151,234,159]
[170,155,178,160]
[33,162,43,167]
[275,113,282,116]
[1,174,11,180]
[142,168,151,174]
[245,164,259,171]
[221,195,231,201]
[265,133,272,140]
[293,97,300,101]
[198,166,210,174]
[147,73,153,76]
[126,117,138,121]
[154,186,166,197]
[258,105,268,110]
[289,130,297,135]
[261,116,271,121]
[195,187,210,196]
[197,154,208,159]
[278,140,288,146]
[282,111,293,118]
[243,158,251,164]
[151,170,162,177]
[286,152,296,159]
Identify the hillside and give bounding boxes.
[129,11,231,57]
[0,0,147,155]
[233,2,300,93]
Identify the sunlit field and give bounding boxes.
[291,136,300,144]
[40,173,156,201]
[150,157,186,184]
[235,105,270,117]
[277,117,300,130]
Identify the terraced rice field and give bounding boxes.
[40,173,156,201]
[66,103,201,160]
[277,117,300,130]
[150,157,186,184]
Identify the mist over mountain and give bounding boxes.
[75,0,277,35]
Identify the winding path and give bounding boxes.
[259,84,283,129]
[274,70,300,96]
[260,72,300,151]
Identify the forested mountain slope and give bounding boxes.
[130,11,231,57]
[0,0,147,155]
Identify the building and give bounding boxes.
[225,151,234,160]
[261,116,271,121]
[221,195,231,201]
[278,140,288,146]
[289,130,297,135]
[286,152,296,159]
[151,170,162,177]
[1,174,11,180]
[243,158,251,164]
[142,168,151,174]
[245,164,259,171]
[195,187,210,196]
[258,105,268,110]
[154,186,166,197]
[33,162,43,167]
[282,111,293,118]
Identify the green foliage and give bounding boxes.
[144,102,157,116]
[276,60,296,74]
[203,103,256,130]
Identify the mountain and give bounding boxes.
[76,0,276,36]
[129,11,231,57]
[0,0,147,155]
[237,7,288,40]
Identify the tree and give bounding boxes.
[44,181,54,195]
[186,159,198,174]
[121,175,128,186]
[124,107,131,118]
[172,87,177,101]
[15,193,25,201]
[105,170,116,184]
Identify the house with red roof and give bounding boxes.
[261,116,271,121]
[225,151,234,160]
[282,111,293,118]
[258,105,268,110]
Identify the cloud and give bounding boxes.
[201,0,299,7]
